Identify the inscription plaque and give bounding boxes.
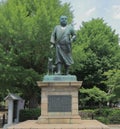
[48,95,72,112]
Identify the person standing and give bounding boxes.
[50,15,76,75]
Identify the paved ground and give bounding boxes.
[0,125,120,129]
[108,125,120,129]
[2,120,119,129]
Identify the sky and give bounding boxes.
[61,0,120,36]
[0,0,120,36]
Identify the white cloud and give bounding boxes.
[85,7,96,16]
[112,5,120,19]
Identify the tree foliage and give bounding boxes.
[72,18,120,108]
[80,86,108,108]
[72,18,119,87]
[0,0,73,107]
[103,69,120,104]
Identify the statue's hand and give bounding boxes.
[50,44,54,49]
[71,35,76,42]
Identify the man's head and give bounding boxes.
[60,15,67,27]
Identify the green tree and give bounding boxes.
[103,69,120,106]
[72,18,120,108]
[80,86,108,108]
[0,0,73,107]
[72,18,119,86]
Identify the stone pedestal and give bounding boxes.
[7,75,109,129]
[37,75,82,124]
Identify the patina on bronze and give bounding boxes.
[50,15,76,75]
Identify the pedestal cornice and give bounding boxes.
[37,81,82,88]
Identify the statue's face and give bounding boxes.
[60,16,67,27]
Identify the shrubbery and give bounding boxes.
[19,108,41,122]
[79,108,120,124]
[107,109,120,124]
[79,109,95,119]
[19,108,120,124]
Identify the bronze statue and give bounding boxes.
[50,15,76,75]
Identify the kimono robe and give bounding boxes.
[50,24,76,66]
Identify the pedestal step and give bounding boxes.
[8,120,109,129]
[37,115,81,124]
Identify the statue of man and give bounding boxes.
[50,15,76,75]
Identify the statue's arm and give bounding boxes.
[70,24,76,42]
[50,27,57,48]
[50,26,57,44]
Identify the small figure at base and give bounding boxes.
[47,57,56,75]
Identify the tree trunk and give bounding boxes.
[29,94,38,108]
